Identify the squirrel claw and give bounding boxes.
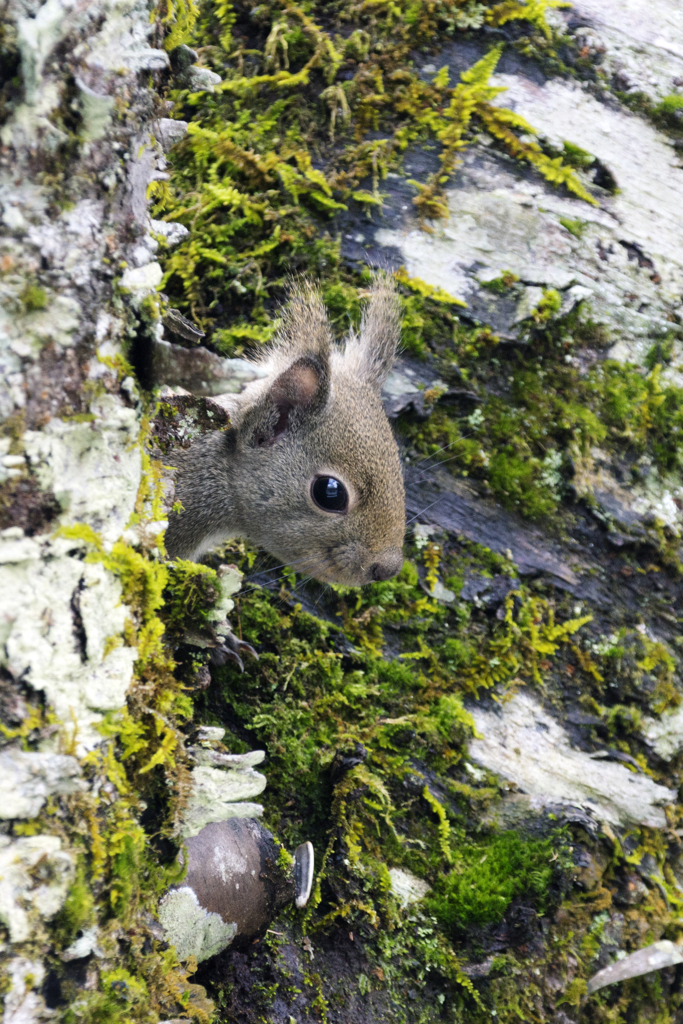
[210,632,259,672]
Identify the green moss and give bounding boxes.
[489,449,559,517]
[164,558,221,634]
[559,215,587,238]
[396,288,683,525]
[532,287,562,323]
[654,93,683,129]
[52,858,96,944]
[559,140,595,168]
[480,270,519,293]
[424,830,564,929]
[20,283,48,311]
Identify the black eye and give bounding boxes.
[311,476,348,513]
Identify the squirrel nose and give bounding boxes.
[369,548,403,582]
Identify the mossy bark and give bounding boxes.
[2,1,683,1023]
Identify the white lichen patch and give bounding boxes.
[0,531,137,755]
[0,276,81,365]
[2,0,168,148]
[642,705,683,760]
[0,748,85,819]
[389,867,431,908]
[469,691,675,828]
[562,0,683,103]
[572,447,683,534]
[180,765,267,839]
[0,835,75,942]
[24,395,141,548]
[377,75,683,377]
[158,886,238,963]
[61,925,102,962]
[207,565,244,624]
[3,958,49,1024]
[119,261,163,293]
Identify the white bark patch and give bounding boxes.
[158,887,238,963]
[377,75,683,378]
[469,691,675,828]
[389,868,431,908]
[0,532,137,755]
[0,748,85,819]
[2,0,168,148]
[3,958,49,1024]
[565,0,683,102]
[119,261,163,292]
[24,395,141,549]
[494,74,683,277]
[642,704,683,760]
[180,766,267,839]
[0,835,75,943]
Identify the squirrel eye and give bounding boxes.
[311,476,348,513]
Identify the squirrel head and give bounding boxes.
[166,274,405,586]
[228,275,405,585]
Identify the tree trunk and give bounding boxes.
[2,0,683,1022]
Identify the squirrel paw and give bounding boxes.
[209,630,259,672]
[181,620,259,674]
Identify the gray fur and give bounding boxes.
[165,276,405,586]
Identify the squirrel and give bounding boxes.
[165,274,406,599]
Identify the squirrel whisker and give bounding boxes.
[412,449,474,480]
[242,554,318,581]
[411,430,478,469]
[405,496,445,527]
[237,559,324,599]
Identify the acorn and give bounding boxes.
[158,818,314,962]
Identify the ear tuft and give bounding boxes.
[353,272,402,388]
[271,279,334,366]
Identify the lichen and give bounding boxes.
[5,0,683,1021]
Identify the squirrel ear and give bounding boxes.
[271,354,330,414]
[354,272,402,388]
[248,354,330,447]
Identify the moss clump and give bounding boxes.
[399,290,683,521]
[480,270,520,293]
[424,829,564,930]
[531,287,562,324]
[20,283,48,311]
[52,857,96,944]
[653,93,683,130]
[597,361,683,472]
[559,215,587,238]
[164,558,223,635]
[488,449,559,517]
